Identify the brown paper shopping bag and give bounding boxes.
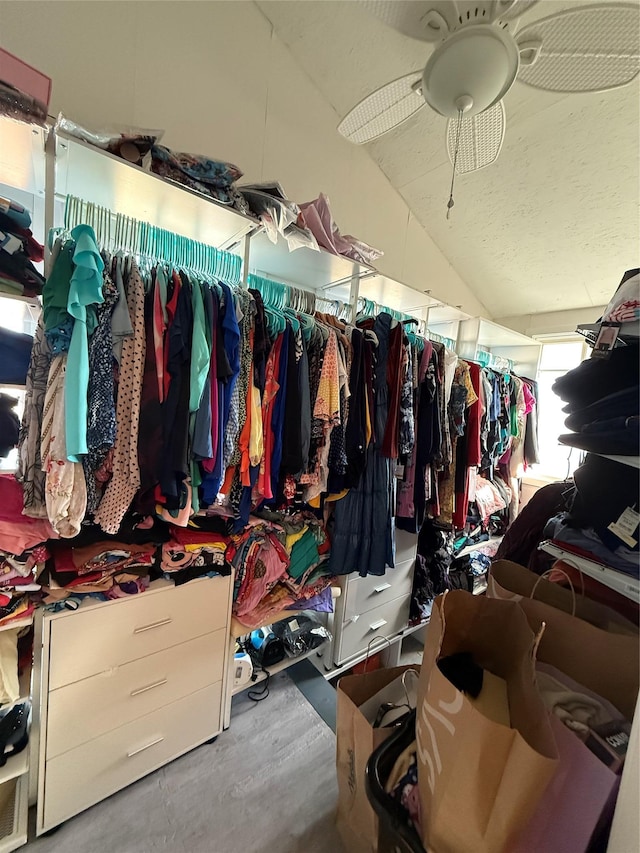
[336,665,417,853]
[488,565,639,720]
[488,559,638,636]
[416,591,558,853]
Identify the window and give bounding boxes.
[532,338,587,480]
[0,296,37,472]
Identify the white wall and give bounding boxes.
[495,305,607,338]
[0,0,489,317]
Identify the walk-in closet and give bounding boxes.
[0,2,638,852]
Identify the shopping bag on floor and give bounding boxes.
[489,566,639,720]
[336,665,418,853]
[509,664,622,853]
[488,559,637,635]
[416,590,558,853]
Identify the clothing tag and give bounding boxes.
[288,618,299,632]
[394,463,405,480]
[0,231,22,255]
[593,322,621,359]
[608,506,639,548]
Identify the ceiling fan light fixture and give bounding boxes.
[421,24,520,117]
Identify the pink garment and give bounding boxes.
[522,381,536,416]
[298,194,383,264]
[474,476,507,523]
[234,533,289,617]
[152,277,165,403]
[0,475,57,554]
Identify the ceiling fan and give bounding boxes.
[338,0,640,197]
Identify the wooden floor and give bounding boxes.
[28,672,343,853]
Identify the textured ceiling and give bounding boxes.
[258,0,640,318]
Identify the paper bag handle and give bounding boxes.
[363,636,391,673]
[529,566,584,617]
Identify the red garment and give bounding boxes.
[0,475,57,553]
[162,272,181,400]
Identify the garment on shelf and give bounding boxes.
[0,326,33,385]
[0,393,19,457]
[0,198,45,298]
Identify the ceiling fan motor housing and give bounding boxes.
[421,23,521,117]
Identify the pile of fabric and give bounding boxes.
[0,475,53,625]
[230,513,331,629]
[0,196,45,297]
[150,144,250,213]
[544,453,639,583]
[44,537,154,606]
[161,525,231,586]
[0,476,50,706]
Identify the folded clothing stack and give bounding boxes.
[0,476,56,628]
[553,339,639,456]
[150,144,249,213]
[160,526,231,586]
[0,198,45,297]
[44,538,154,604]
[554,269,639,458]
[543,451,640,581]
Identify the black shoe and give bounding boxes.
[0,701,30,767]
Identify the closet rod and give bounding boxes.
[60,194,243,287]
[248,272,351,320]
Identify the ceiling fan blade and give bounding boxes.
[362,1,461,42]
[446,101,506,173]
[516,4,640,93]
[338,73,426,144]
[493,0,539,23]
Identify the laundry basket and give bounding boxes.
[365,709,426,853]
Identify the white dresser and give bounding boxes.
[330,529,418,666]
[33,575,233,834]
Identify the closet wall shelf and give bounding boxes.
[249,229,374,294]
[312,618,430,681]
[232,643,327,697]
[588,453,640,470]
[0,293,40,308]
[0,619,33,636]
[0,774,28,853]
[54,131,257,253]
[0,119,45,197]
[457,317,542,379]
[0,751,28,789]
[539,541,640,604]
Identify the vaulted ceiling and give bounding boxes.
[258,0,640,319]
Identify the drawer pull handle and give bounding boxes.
[373,583,392,593]
[130,678,168,697]
[133,618,172,634]
[369,619,388,631]
[127,737,164,758]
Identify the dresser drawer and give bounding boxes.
[48,576,230,690]
[335,594,410,665]
[345,560,414,619]
[46,629,226,759]
[395,529,418,564]
[42,682,222,831]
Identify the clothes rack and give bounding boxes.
[61,194,243,286]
